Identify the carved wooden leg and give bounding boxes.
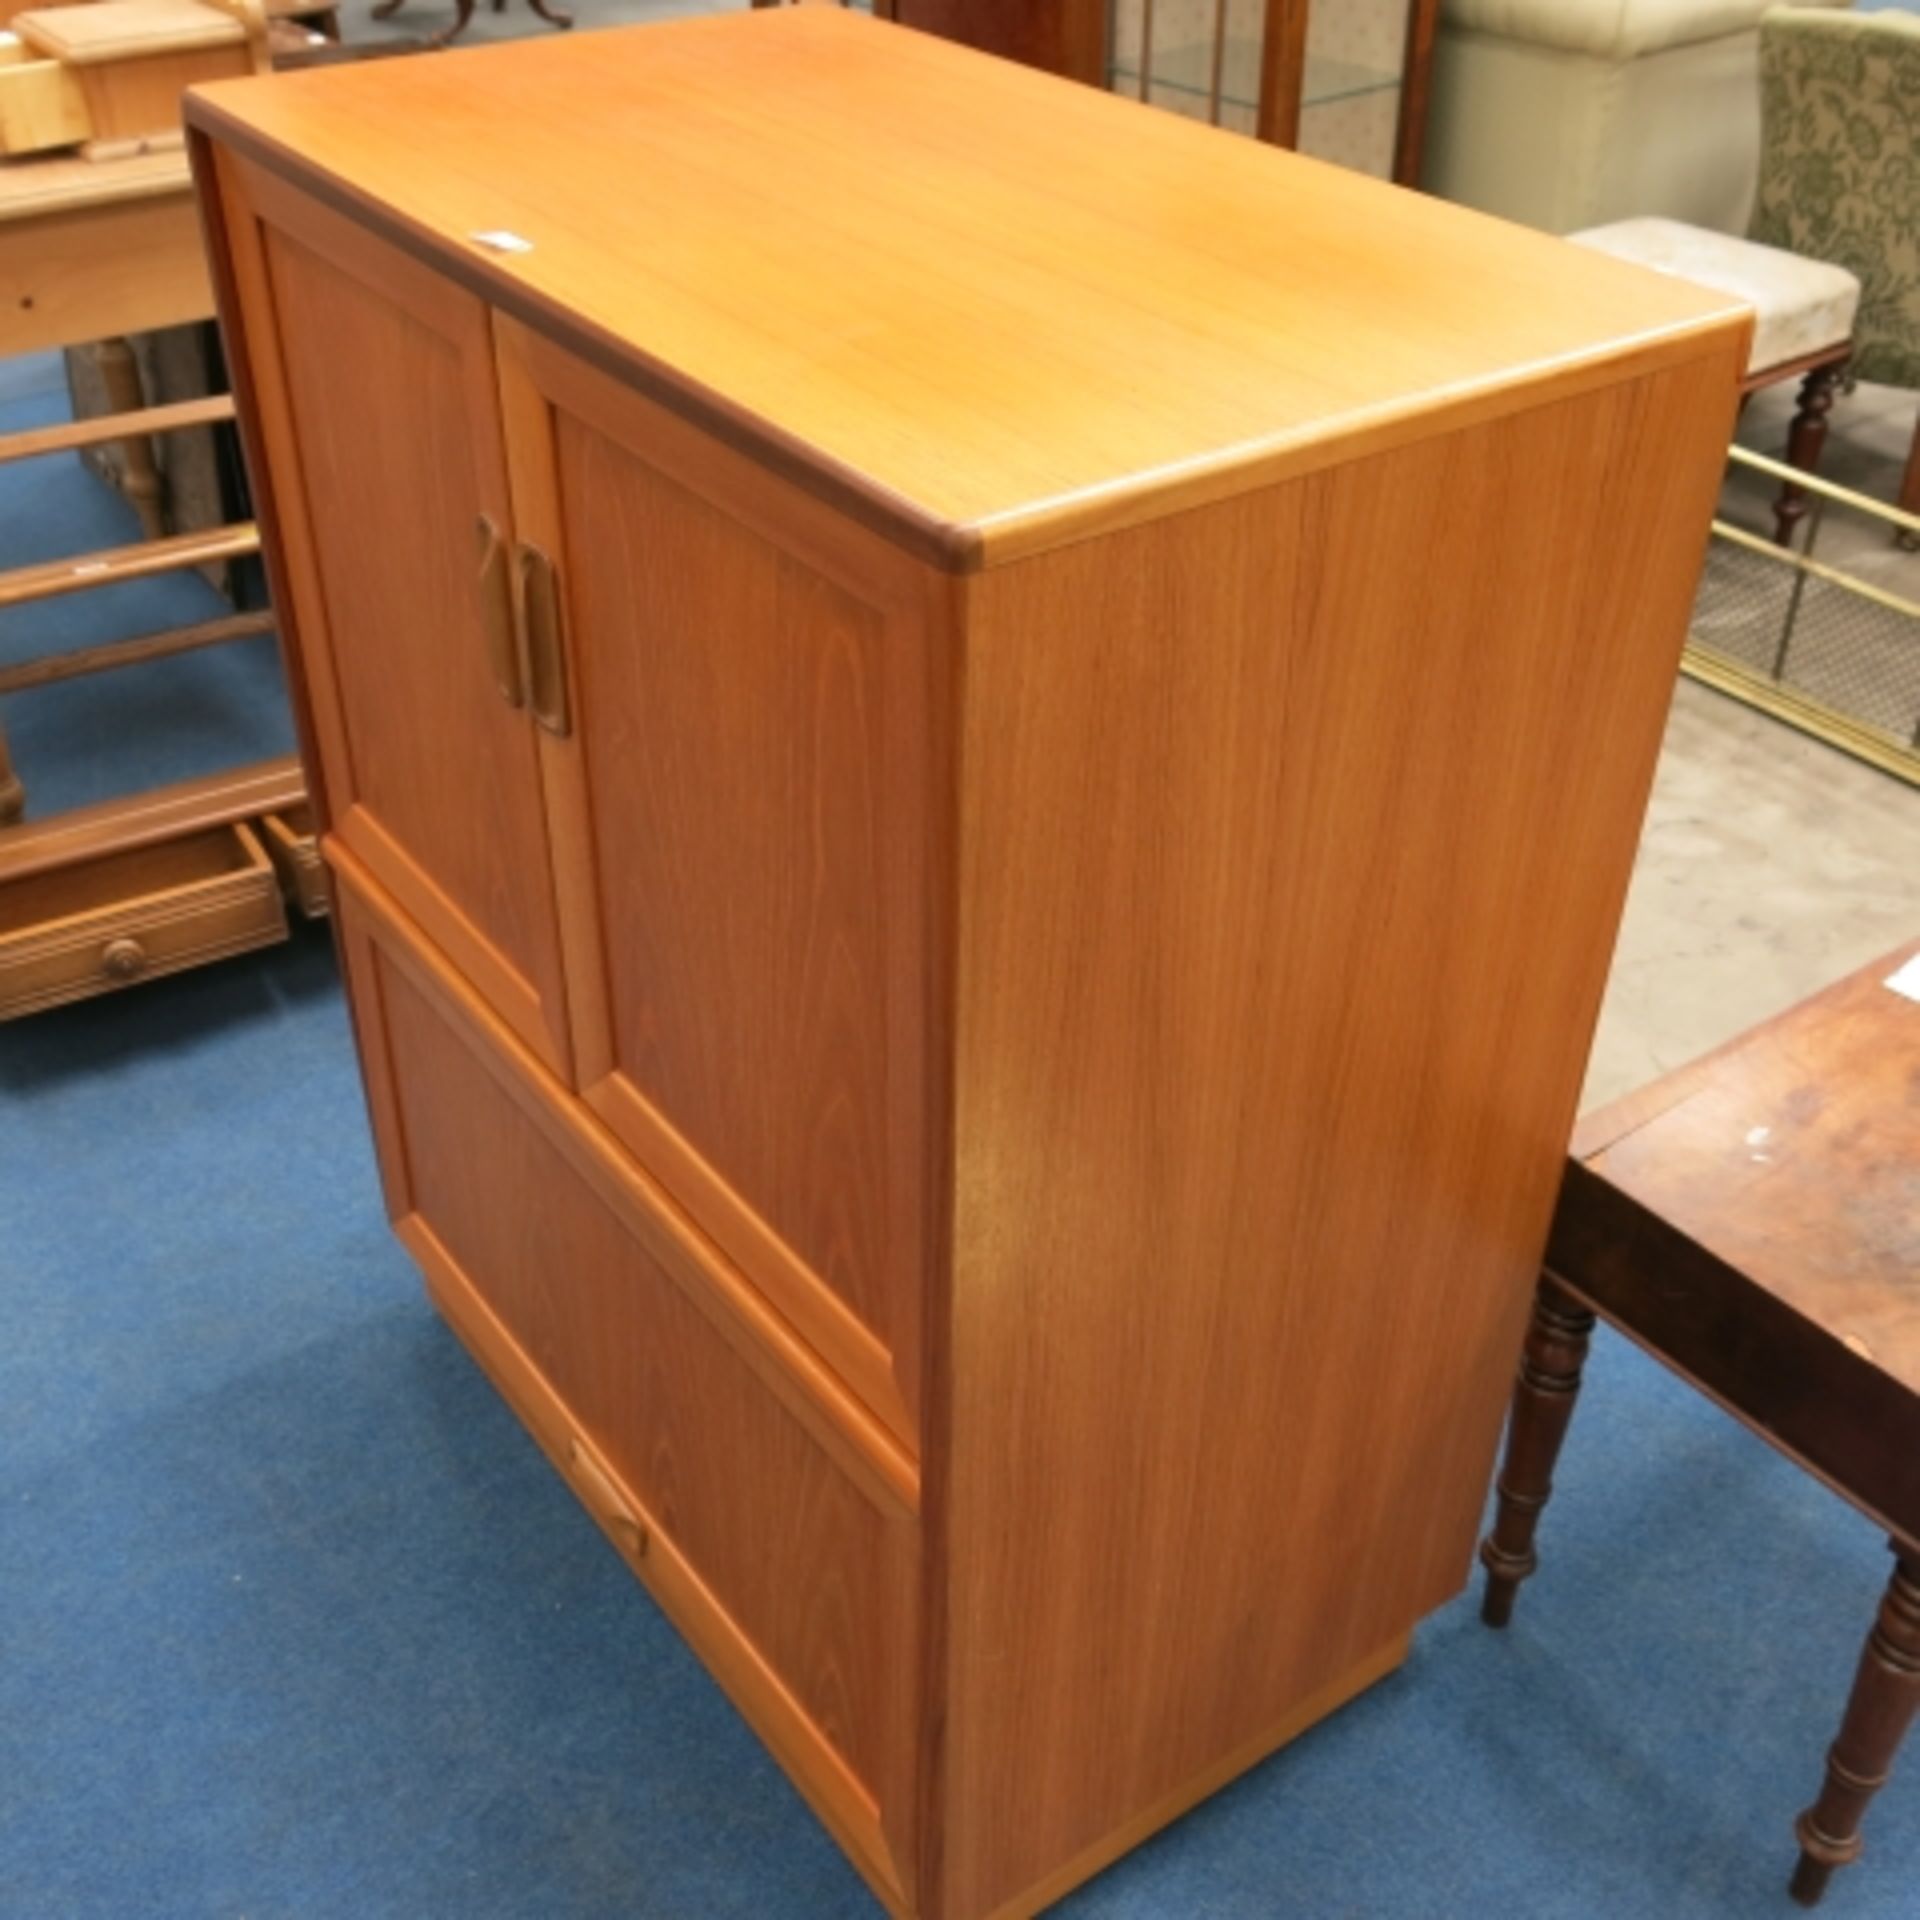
[96,336,165,544]
[425,0,476,46]
[1773,360,1844,548]
[1478,1273,1596,1629]
[0,705,23,826]
[1790,1545,1920,1906]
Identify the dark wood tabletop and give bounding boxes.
[1549,937,1920,1547]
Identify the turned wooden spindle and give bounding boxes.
[1479,1274,1596,1629]
[94,337,168,545]
[1773,359,1845,548]
[1790,1544,1920,1906]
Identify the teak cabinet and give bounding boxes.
[188,13,1750,1915]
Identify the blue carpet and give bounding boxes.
[0,350,293,818]
[3,356,1917,1918]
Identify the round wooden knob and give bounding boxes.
[101,937,148,981]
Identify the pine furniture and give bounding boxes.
[187,12,1750,1912]
[0,138,320,1018]
[3,0,270,159]
[1481,939,1920,1908]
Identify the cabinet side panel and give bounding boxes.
[936,345,1741,1915]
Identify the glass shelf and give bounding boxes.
[1108,40,1401,119]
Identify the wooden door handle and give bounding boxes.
[517,541,572,738]
[475,513,524,709]
[568,1436,648,1558]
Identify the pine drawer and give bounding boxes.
[0,820,287,1019]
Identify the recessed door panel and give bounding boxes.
[494,320,941,1445]
[215,156,571,1071]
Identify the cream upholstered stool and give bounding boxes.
[1571,217,1859,545]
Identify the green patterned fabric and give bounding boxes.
[1750,6,1920,390]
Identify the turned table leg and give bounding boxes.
[1790,1544,1920,1906]
[1773,361,1844,549]
[426,0,476,45]
[95,336,166,544]
[1479,1273,1596,1628]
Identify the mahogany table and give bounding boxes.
[1481,938,1920,1906]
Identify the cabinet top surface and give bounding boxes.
[188,8,1748,570]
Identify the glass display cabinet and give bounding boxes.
[1108,0,1438,182]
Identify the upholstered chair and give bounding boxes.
[1748,6,1920,525]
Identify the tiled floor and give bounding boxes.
[1580,381,1920,1108]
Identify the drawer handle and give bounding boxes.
[475,513,525,710]
[568,1437,648,1559]
[517,541,572,738]
[101,937,147,982]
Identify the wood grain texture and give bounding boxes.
[73,42,252,143]
[0,520,255,608]
[931,345,1744,1916]
[16,0,248,61]
[1574,938,1920,1389]
[0,755,301,881]
[210,151,574,1073]
[185,8,1747,570]
[981,1633,1409,1920]
[494,316,946,1448]
[1255,0,1307,146]
[1392,0,1440,187]
[0,818,285,1017]
[0,55,88,153]
[330,838,921,1521]
[0,389,234,462]
[1550,937,1920,1549]
[333,885,918,1907]
[0,182,209,356]
[191,24,1756,1910]
[0,140,187,217]
[260,804,327,916]
[0,608,274,696]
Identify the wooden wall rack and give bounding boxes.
[0,74,324,1021]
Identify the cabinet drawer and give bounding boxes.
[260,806,328,918]
[334,883,917,1910]
[0,821,287,1020]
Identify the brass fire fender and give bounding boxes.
[1685,445,1920,790]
